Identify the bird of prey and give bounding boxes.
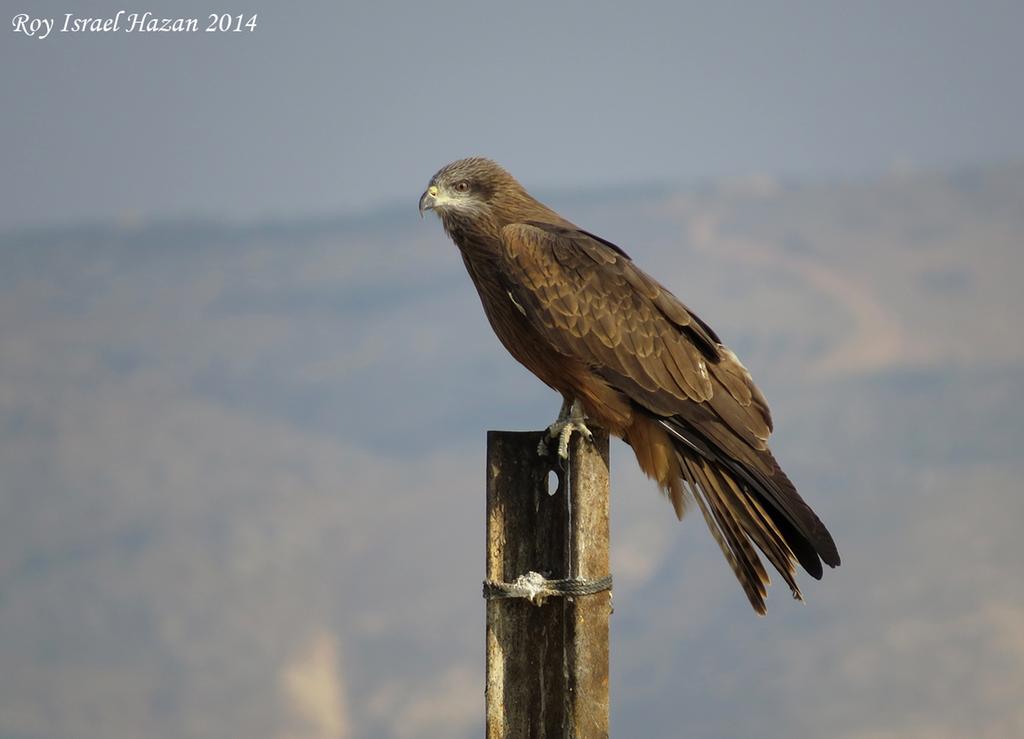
[419,157,839,613]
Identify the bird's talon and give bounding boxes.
[541,419,593,460]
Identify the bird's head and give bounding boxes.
[418,157,511,219]
[419,158,559,241]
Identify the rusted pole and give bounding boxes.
[485,428,611,738]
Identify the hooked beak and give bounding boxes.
[418,184,439,217]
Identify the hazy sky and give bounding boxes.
[3,0,1023,228]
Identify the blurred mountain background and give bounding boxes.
[1,163,1021,738]
[4,1,1024,736]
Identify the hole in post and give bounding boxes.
[547,470,559,496]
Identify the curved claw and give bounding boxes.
[537,398,591,458]
[555,420,593,459]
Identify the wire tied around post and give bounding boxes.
[483,571,613,606]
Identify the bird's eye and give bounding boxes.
[454,180,470,193]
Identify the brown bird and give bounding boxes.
[419,157,839,613]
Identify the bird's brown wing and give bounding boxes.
[498,221,839,610]
[499,221,774,454]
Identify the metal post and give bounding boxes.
[485,429,611,738]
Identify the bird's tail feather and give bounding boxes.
[658,417,839,614]
[680,456,798,614]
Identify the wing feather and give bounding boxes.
[501,223,723,408]
[503,221,778,452]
